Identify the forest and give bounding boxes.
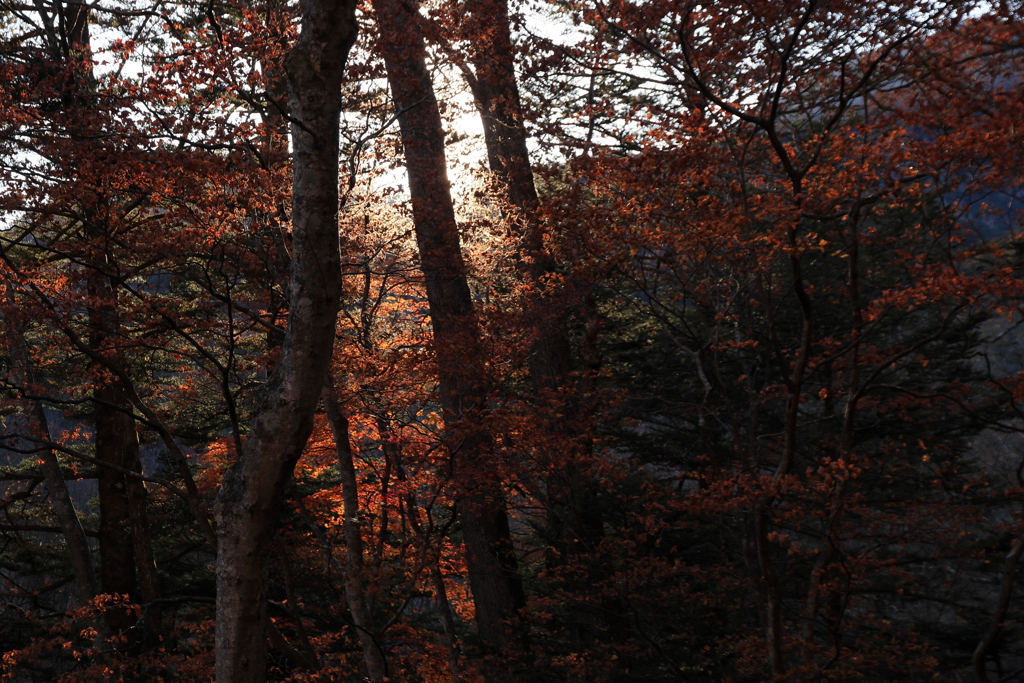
[1,0,1024,680]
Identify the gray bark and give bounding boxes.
[212,0,358,679]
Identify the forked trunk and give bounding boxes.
[212,0,358,679]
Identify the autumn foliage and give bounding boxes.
[1,0,1024,681]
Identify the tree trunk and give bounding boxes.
[6,321,100,611]
[128,460,162,639]
[55,0,162,640]
[974,527,1024,683]
[35,0,162,638]
[462,0,606,598]
[463,0,571,373]
[87,253,160,638]
[92,383,141,632]
[371,0,526,654]
[431,559,464,683]
[212,0,358,679]
[323,384,387,683]
[462,0,543,254]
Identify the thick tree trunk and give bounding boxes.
[92,383,141,632]
[323,385,387,683]
[212,1,357,679]
[58,0,162,640]
[92,382,161,639]
[371,0,526,654]
[87,263,160,638]
[458,495,526,648]
[45,0,163,637]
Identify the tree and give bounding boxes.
[0,0,165,641]
[212,0,359,678]
[526,0,1024,678]
[1,0,1024,680]
[371,0,528,659]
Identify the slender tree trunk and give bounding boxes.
[462,0,607,622]
[462,0,543,253]
[33,405,101,607]
[371,0,526,655]
[128,465,162,639]
[754,502,787,678]
[323,384,387,683]
[212,1,357,679]
[462,0,569,373]
[431,560,464,683]
[974,527,1024,683]
[6,322,100,610]
[3,318,113,653]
